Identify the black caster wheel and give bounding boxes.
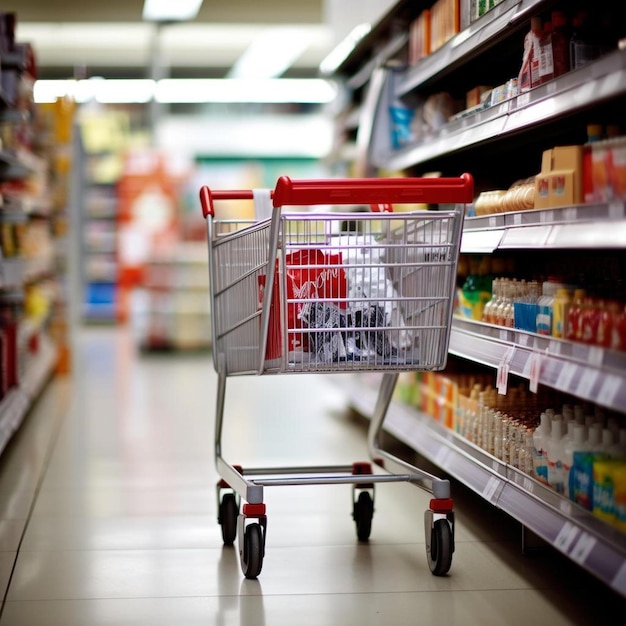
[426,518,453,576]
[219,492,239,545]
[353,490,374,542]
[241,522,264,579]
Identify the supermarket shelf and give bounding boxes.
[381,48,626,172]
[0,333,57,456]
[449,317,626,414]
[461,202,626,252]
[340,372,626,598]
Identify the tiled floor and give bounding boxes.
[0,326,624,625]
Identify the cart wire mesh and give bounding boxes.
[206,206,464,377]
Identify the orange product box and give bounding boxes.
[534,145,584,209]
[409,10,431,65]
[466,85,492,108]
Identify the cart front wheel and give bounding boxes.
[219,493,239,545]
[427,518,453,576]
[353,490,374,542]
[241,523,264,579]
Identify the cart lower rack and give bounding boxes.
[200,174,473,579]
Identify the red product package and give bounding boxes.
[259,249,347,361]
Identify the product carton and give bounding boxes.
[534,145,584,209]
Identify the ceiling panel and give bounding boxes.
[6,0,333,79]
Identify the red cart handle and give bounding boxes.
[273,174,474,207]
[200,173,474,218]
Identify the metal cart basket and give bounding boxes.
[199,174,473,579]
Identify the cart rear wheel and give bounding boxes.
[353,490,374,541]
[241,523,264,579]
[427,518,453,576]
[219,493,239,545]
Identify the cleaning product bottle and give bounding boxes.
[547,416,566,494]
[532,411,551,484]
[563,423,586,499]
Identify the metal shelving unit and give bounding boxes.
[341,373,626,597]
[326,0,626,600]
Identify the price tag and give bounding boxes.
[528,352,542,393]
[563,207,577,222]
[513,213,523,225]
[569,532,596,564]
[556,362,577,391]
[598,375,621,407]
[482,476,500,502]
[559,499,572,516]
[540,210,554,223]
[554,521,579,552]
[517,92,530,107]
[523,477,534,493]
[608,202,624,220]
[497,347,515,395]
[517,333,529,346]
[576,369,599,398]
[587,346,603,367]
[489,216,498,228]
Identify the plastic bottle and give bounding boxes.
[597,300,619,347]
[536,279,559,335]
[566,288,587,341]
[583,124,604,203]
[550,10,570,78]
[580,297,603,344]
[564,423,586,499]
[532,411,551,484]
[547,416,566,494]
[552,287,572,339]
[610,303,626,351]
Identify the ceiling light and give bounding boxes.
[319,23,371,76]
[33,77,337,105]
[155,78,336,103]
[142,0,204,22]
[227,27,312,79]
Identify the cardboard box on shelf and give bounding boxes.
[534,145,584,209]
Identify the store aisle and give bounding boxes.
[0,326,623,625]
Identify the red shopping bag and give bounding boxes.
[259,249,347,360]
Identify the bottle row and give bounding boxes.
[395,368,626,533]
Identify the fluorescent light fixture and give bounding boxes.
[227,27,312,79]
[33,78,337,105]
[319,23,371,76]
[155,78,336,103]
[143,0,203,22]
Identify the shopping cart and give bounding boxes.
[199,174,473,579]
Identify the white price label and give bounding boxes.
[482,476,500,502]
[576,369,599,398]
[608,202,625,220]
[563,207,577,222]
[598,375,621,406]
[587,346,603,367]
[569,532,596,564]
[523,477,534,493]
[556,362,577,391]
[528,352,542,393]
[554,522,579,552]
[513,213,523,225]
[517,333,529,346]
[497,362,510,394]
